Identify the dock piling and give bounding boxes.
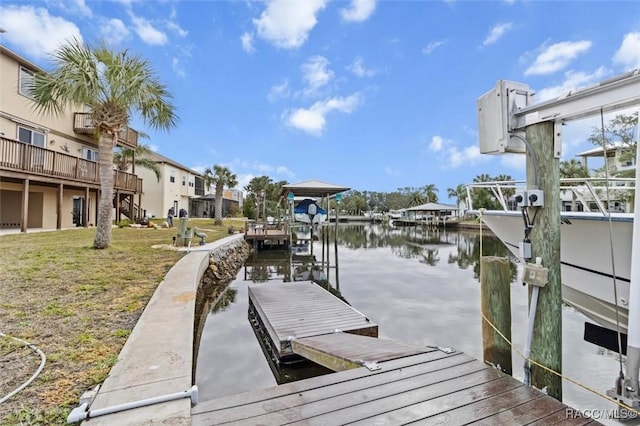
[480,256,512,375]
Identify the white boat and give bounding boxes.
[468,178,634,335]
[293,199,327,224]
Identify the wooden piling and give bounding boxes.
[526,121,562,400]
[480,256,512,375]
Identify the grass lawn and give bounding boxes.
[0,218,246,425]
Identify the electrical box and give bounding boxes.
[527,189,544,207]
[522,262,549,287]
[514,190,528,207]
[519,241,532,259]
[477,80,533,154]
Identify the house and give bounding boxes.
[576,144,636,176]
[133,151,242,220]
[134,150,204,220]
[564,144,636,212]
[0,46,143,232]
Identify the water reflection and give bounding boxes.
[196,224,625,425]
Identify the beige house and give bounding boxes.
[135,151,204,220]
[0,46,142,232]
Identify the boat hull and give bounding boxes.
[481,211,633,334]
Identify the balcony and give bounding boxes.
[73,112,139,150]
[0,136,142,193]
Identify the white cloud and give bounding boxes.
[446,145,487,168]
[101,18,130,45]
[50,0,92,17]
[253,0,328,49]
[241,32,255,53]
[165,20,188,38]
[0,5,83,60]
[428,135,489,169]
[613,32,640,70]
[429,135,445,152]
[525,40,592,76]
[483,22,513,46]
[422,40,446,54]
[340,0,376,23]
[500,154,526,171]
[535,66,608,101]
[284,93,361,136]
[148,144,160,152]
[130,14,168,46]
[228,159,296,180]
[268,79,290,102]
[172,57,186,78]
[347,57,376,77]
[301,56,334,96]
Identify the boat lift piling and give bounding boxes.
[477,68,640,405]
[480,256,513,376]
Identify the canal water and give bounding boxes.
[196,223,628,424]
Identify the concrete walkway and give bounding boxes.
[78,234,244,425]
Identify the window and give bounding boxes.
[82,147,98,162]
[182,176,186,186]
[19,67,35,98]
[170,171,175,183]
[18,126,45,147]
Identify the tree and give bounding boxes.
[588,113,638,178]
[203,165,238,225]
[113,144,162,182]
[447,184,467,210]
[31,39,177,248]
[560,159,590,212]
[423,184,439,203]
[470,174,502,210]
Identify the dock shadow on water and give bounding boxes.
[195,223,629,425]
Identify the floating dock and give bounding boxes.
[248,281,377,361]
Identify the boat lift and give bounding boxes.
[478,68,640,410]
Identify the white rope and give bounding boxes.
[0,332,47,404]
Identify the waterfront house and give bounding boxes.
[0,46,142,232]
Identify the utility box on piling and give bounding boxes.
[174,218,191,247]
[477,80,532,154]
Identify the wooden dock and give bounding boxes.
[248,282,377,361]
[244,222,290,249]
[194,280,601,425]
[191,348,598,425]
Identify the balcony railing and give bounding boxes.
[0,136,142,193]
[73,113,139,150]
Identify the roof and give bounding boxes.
[405,202,458,211]
[575,143,629,157]
[279,180,350,199]
[146,150,202,176]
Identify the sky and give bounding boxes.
[1,0,639,201]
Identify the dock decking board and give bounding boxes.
[192,351,595,425]
[291,333,428,371]
[194,280,601,425]
[248,282,378,357]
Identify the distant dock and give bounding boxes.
[192,281,599,425]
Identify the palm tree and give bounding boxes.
[447,184,466,209]
[113,144,162,182]
[408,191,425,207]
[560,159,590,211]
[203,165,238,225]
[30,39,177,248]
[423,184,439,203]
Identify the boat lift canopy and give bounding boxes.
[279,180,350,200]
